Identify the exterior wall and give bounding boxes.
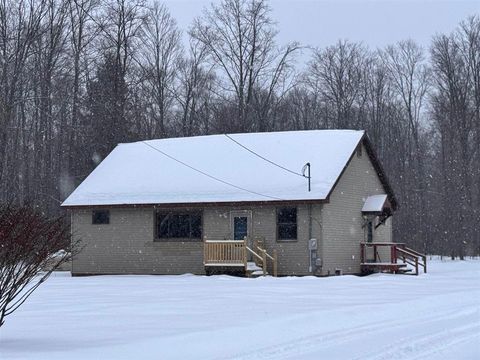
[203,204,321,275]
[319,143,393,275]
[72,208,204,275]
[71,143,392,277]
[71,203,322,276]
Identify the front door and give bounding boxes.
[233,216,248,240]
[231,211,252,260]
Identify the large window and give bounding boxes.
[92,210,109,225]
[277,207,297,241]
[156,211,202,241]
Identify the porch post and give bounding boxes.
[273,249,278,277]
[243,237,247,270]
[262,249,267,276]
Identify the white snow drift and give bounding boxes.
[0,258,479,360]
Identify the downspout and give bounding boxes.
[70,210,74,275]
[308,203,313,273]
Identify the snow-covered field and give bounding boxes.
[0,259,479,360]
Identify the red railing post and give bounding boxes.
[360,243,365,263]
[392,245,397,264]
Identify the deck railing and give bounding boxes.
[246,245,278,277]
[396,246,427,274]
[360,242,427,275]
[203,239,247,267]
[203,238,278,276]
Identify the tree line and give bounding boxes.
[0,0,478,258]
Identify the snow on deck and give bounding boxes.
[62,130,364,206]
[0,259,479,360]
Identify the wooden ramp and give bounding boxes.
[360,242,427,275]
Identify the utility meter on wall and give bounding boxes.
[308,238,317,250]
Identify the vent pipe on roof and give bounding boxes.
[302,162,311,192]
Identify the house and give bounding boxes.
[62,130,426,276]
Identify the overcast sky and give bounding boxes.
[162,0,479,51]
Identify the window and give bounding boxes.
[92,210,109,225]
[367,221,373,243]
[156,211,202,241]
[233,216,248,240]
[277,207,297,241]
[356,145,362,157]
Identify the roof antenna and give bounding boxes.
[302,162,311,192]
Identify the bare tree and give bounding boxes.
[66,0,99,181]
[139,1,181,138]
[308,40,369,129]
[190,0,298,132]
[381,40,430,252]
[0,0,47,201]
[101,0,146,77]
[458,16,480,256]
[0,204,77,328]
[175,39,215,137]
[31,0,69,213]
[431,24,477,258]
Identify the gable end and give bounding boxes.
[324,134,397,210]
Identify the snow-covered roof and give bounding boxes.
[362,194,388,213]
[62,130,366,207]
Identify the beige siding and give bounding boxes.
[320,143,393,275]
[72,208,204,275]
[203,205,320,275]
[72,204,322,276]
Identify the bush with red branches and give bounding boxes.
[0,204,78,328]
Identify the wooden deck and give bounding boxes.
[203,239,426,277]
[203,240,245,267]
[203,238,278,277]
[360,242,427,275]
[360,262,407,274]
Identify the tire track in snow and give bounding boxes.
[355,319,480,360]
[225,305,479,360]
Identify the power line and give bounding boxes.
[141,141,285,201]
[224,133,307,178]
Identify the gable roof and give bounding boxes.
[61,130,396,208]
[362,195,389,213]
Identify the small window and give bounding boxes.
[367,221,373,243]
[356,145,362,157]
[92,210,109,225]
[277,207,297,241]
[156,211,202,241]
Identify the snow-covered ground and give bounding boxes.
[0,258,479,360]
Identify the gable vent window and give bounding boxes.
[356,145,362,157]
[92,210,110,225]
[156,211,202,241]
[277,207,297,241]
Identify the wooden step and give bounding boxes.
[246,270,268,278]
[246,261,268,277]
[246,262,262,272]
[361,262,407,275]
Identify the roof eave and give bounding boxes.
[361,135,398,210]
[61,198,329,210]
